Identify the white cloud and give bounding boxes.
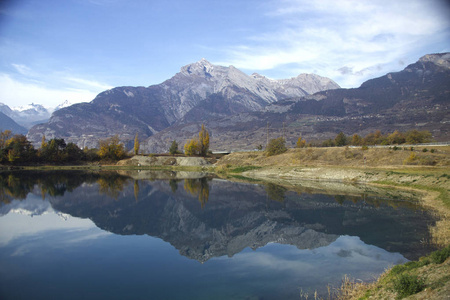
[0,64,113,108]
[0,73,100,108]
[11,63,36,77]
[63,76,113,91]
[221,0,450,87]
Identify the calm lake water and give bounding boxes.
[0,170,437,299]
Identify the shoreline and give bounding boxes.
[2,149,449,299]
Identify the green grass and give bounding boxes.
[228,166,262,173]
[389,245,450,274]
[392,274,425,299]
[374,180,450,209]
[439,173,450,180]
[429,274,450,290]
[377,245,450,299]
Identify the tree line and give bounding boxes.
[267,129,433,156]
[168,124,211,157]
[0,130,128,165]
[318,129,432,148]
[0,124,211,165]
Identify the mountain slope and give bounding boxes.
[0,103,52,129]
[0,111,28,134]
[27,59,339,148]
[143,53,450,152]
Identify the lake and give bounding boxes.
[0,170,437,299]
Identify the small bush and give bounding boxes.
[392,274,425,299]
[430,149,436,153]
[419,157,437,166]
[429,245,450,264]
[422,148,428,152]
[361,145,369,151]
[403,153,418,165]
[266,137,287,156]
[393,146,399,151]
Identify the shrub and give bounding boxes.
[361,145,369,151]
[98,135,126,161]
[430,149,436,153]
[422,148,428,152]
[183,124,210,157]
[296,136,307,148]
[392,274,425,299]
[403,153,418,165]
[429,245,450,264]
[266,137,287,156]
[169,140,179,155]
[419,157,437,166]
[184,139,199,156]
[334,132,347,146]
[322,139,335,147]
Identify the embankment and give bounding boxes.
[214,146,450,299]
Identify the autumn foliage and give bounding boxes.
[184,124,210,156]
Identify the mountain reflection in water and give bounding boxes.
[0,170,437,299]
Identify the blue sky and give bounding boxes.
[0,0,449,108]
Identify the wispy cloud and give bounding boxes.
[63,76,113,91]
[0,73,100,108]
[221,0,450,87]
[11,63,36,77]
[0,64,113,108]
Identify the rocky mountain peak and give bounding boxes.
[180,58,215,77]
[418,52,450,69]
[26,58,343,149]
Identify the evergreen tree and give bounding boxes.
[334,132,347,147]
[169,140,179,155]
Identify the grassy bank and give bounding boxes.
[4,146,448,299]
[214,146,450,299]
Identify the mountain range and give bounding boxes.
[26,58,339,149]
[2,53,449,151]
[0,101,73,131]
[140,53,449,152]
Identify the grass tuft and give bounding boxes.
[392,274,425,299]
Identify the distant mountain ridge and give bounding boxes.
[27,59,340,148]
[0,111,27,134]
[143,53,450,152]
[0,103,51,129]
[13,53,450,151]
[0,101,74,131]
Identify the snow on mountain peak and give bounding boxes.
[13,103,47,113]
[54,100,73,111]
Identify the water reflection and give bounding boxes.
[0,170,438,299]
[184,178,210,208]
[0,170,436,262]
